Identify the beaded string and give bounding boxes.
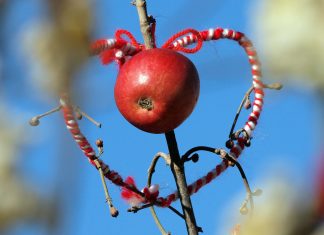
[62,27,264,207]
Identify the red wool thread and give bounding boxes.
[61,26,265,208]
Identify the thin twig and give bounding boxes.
[165,131,199,235]
[167,206,203,233]
[263,82,283,90]
[29,105,62,126]
[181,146,220,162]
[93,159,119,217]
[73,106,102,128]
[222,152,255,216]
[148,152,203,233]
[229,86,254,138]
[148,152,171,178]
[228,82,283,139]
[134,2,198,233]
[147,148,203,234]
[147,152,171,235]
[128,203,154,213]
[134,0,155,49]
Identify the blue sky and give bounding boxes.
[1,0,321,234]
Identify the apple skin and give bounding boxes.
[114,48,200,134]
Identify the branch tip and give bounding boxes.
[264,82,283,90]
[29,105,62,126]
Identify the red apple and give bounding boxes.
[114,48,200,134]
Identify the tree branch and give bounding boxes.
[133,2,198,233]
[165,131,199,235]
[147,152,171,235]
[134,0,155,49]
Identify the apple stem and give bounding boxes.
[165,131,199,235]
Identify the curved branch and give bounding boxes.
[147,152,171,235]
[223,153,255,215]
[228,86,253,139]
[181,146,220,162]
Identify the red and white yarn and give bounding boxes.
[60,97,96,162]
[62,27,265,208]
[121,177,160,206]
[60,97,119,180]
[91,38,139,57]
[60,95,160,203]
[162,27,264,139]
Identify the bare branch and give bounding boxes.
[147,152,171,235]
[165,131,199,235]
[93,159,119,217]
[228,86,254,139]
[181,146,220,163]
[134,0,155,49]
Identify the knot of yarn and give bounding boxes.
[143,185,160,203]
[115,29,144,50]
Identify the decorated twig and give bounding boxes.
[93,139,119,217]
[29,1,284,233]
[31,26,270,208]
[165,131,199,235]
[134,2,199,234]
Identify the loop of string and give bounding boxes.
[162,28,203,53]
[69,26,265,209]
[114,28,204,54]
[93,27,204,68]
[115,29,143,50]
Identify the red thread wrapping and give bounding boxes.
[115,29,142,50]
[162,28,203,53]
[60,26,265,208]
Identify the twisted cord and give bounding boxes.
[162,28,203,53]
[60,96,127,187]
[150,28,264,207]
[64,27,264,208]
